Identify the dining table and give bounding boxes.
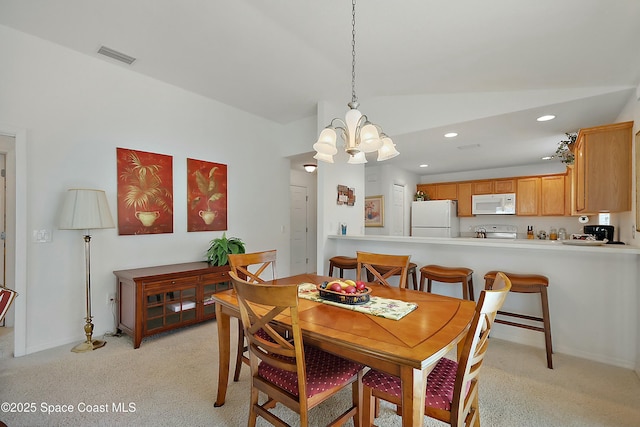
[211,273,476,427]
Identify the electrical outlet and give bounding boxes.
[108,293,116,304]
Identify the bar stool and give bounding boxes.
[419,265,475,301]
[328,256,358,278]
[366,262,419,290]
[484,271,553,369]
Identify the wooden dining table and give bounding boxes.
[212,273,476,427]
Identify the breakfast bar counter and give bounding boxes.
[326,234,640,370]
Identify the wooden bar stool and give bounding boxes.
[419,265,475,301]
[484,270,553,369]
[328,256,358,278]
[366,262,419,290]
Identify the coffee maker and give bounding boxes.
[583,225,621,244]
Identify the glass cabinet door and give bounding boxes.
[146,287,197,332]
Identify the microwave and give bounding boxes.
[472,193,516,215]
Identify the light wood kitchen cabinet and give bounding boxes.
[573,121,633,213]
[472,181,493,194]
[416,184,437,200]
[416,183,457,200]
[437,183,458,200]
[494,179,516,193]
[457,182,473,216]
[540,175,565,216]
[516,177,540,215]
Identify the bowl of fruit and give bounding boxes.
[317,280,371,305]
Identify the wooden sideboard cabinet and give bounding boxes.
[113,262,231,348]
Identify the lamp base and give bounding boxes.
[71,339,106,353]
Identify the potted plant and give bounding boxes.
[555,132,577,165]
[205,232,246,266]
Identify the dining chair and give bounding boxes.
[230,271,364,427]
[356,251,411,288]
[0,286,18,325]
[361,271,512,427]
[228,250,277,382]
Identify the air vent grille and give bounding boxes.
[97,46,136,65]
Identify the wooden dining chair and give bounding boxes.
[228,250,277,382]
[230,271,364,427]
[356,251,411,288]
[362,272,512,427]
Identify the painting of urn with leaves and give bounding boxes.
[117,148,174,235]
[187,158,227,232]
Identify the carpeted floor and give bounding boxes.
[1,322,639,427]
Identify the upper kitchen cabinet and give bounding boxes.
[416,183,457,200]
[493,179,516,194]
[540,175,566,216]
[516,177,540,215]
[573,121,633,214]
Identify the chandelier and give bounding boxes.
[313,0,398,165]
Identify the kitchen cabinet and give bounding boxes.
[472,181,493,194]
[436,183,457,200]
[416,184,437,200]
[494,179,516,193]
[540,175,565,216]
[114,262,231,348]
[457,182,473,216]
[573,121,633,214]
[416,183,457,200]
[516,177,540,216]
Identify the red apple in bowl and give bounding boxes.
[329,282,343,292]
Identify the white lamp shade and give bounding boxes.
[59,189,115,230]
[377,136,400,161]
[347,151,368,164]
[313,128,338,155]
[313,152,334,163]
[358,123,382,153]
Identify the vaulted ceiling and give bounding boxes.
[2,0,639,175]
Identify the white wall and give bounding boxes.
[0,25,295,354]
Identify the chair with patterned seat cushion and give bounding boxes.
[230,271,364,427]
[0,287,18,325]
[356,251,411,288]
[228,250,277,382]
[362,272,511,427]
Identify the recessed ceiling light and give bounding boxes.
[419,164,429,168]
[537,115,556,122]
[444,132,458,138]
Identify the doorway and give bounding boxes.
[290,185,308,275]
[391,184,405,236]
[0,128,27,357]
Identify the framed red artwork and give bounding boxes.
[117,148,174,235]
[187,158,228,232]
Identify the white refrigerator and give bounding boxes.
[411,200,460,237]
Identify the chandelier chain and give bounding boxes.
[351,0,357,105]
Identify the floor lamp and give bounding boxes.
[59,188,115,353]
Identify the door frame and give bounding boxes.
[0,124,28,357]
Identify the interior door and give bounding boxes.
[392,184,404,236]
[290,185,308,275]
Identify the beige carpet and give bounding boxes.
[1,322,639,427]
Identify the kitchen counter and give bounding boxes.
[328,234,640,254]
[324,234,639,370]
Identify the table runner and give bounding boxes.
[297,283,417,321]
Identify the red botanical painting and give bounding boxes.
[117,148,174,235]
[187,158,227,232]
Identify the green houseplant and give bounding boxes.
[206,233,246,266]
[555,132,577,165]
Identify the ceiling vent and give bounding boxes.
[97,46,136,65]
